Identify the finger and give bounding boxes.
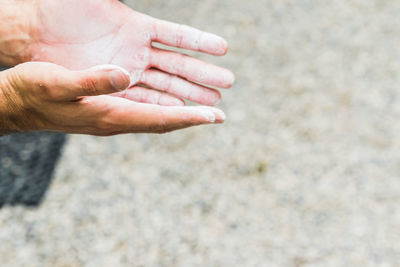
[110,86,185,106]
[68,64,131,99]
[150,48,235,89]
[77,95,226,135]
[152,19,228,56]
[140,69,221,106]
[30,64,130,100]
[11,63,131,101]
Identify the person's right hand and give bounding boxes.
[0,62,225,135]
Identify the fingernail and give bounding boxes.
[214,109,226,123]
[195,107,226,123]
[191,107,216,123]
[206,34,229,55]
[109,69,130,91]
[204,111,216,123]
[218,38,229,55]
[224,70,235,88]
[90,64,131,91]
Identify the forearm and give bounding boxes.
[0,0,38,66]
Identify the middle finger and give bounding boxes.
[150,48,235,89]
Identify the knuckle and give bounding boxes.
[36,82,55,99]
[163,75,174,92]
[80,75,99,95]
[4,66,54,102]
[150,20,159,40]
[175,24,184,47]
[144,123,165,134]
[151,118,173,134]
[174,53,188,74]
[93,130,121,137]
[155,129,168,134]
[154,93,163,105]
[154,126,175,134]
[35,76,62,100]
[194,31,203,50]
[95,119,112,132]
[8,62,69,100]
[94,116,119,135]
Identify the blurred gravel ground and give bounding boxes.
[2,0,400,266]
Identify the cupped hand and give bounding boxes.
[24,0,234,106]
[0,62,225,135]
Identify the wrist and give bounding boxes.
[0,0,39,66]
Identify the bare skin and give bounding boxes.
[0,62,225,135]
[0,0,234,135]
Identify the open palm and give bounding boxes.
[30,0,234,106]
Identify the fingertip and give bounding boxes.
[226,70,235,87]
[220,69,235,89]
[89,64,131,91]
[109,69,131,91]
[219,38,229,56]
[176,99,186,106]
[208,90,222,106]
[212,108,226,123]
[212,36,229,56]
[192,106,226,124]
[200,33,229,56]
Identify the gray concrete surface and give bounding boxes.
[2,0,400,266]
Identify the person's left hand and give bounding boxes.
[0,62,226,135]
[5,0,234,106]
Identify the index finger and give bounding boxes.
[151,19,229,56]
[81,95,226,134]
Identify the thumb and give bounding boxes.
[69,64,131,99]
[5,62,131,101]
